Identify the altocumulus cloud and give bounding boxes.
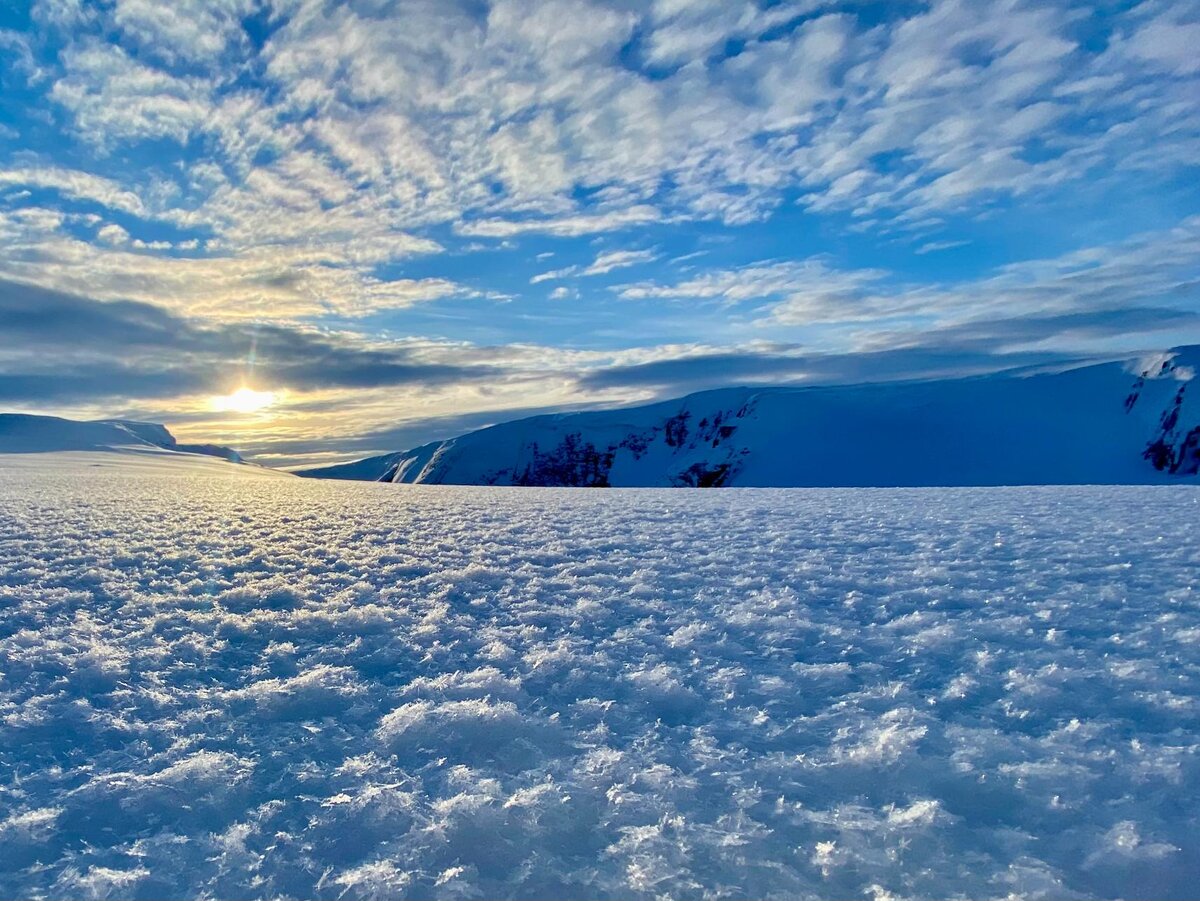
[0,0,1197,457]
[0,0,1197,319]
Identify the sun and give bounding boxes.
[211,386,277,414]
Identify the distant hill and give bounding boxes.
[298,347,1200,487]
[0,414,245,464]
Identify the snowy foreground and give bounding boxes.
[1,459,1198,900]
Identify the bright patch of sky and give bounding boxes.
[1,0,1198,463]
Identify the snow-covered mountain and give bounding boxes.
[299,347,1200,487]
[0,414,246,464]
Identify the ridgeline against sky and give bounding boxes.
[1,0,1198,465]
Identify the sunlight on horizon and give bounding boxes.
[210,387,278,415]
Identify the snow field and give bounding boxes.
[0,466,1197,899]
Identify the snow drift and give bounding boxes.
[299,347,1200,487]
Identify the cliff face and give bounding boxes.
[1130,356,1200,477]
[299,347,1200,487]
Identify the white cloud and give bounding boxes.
[0,167,149,217]
[532,247,658,283]
[1118,7,1200,76]
[95,223,129,245]
[582,248,658,276]
[1,0,1195,333]
[50,40,213,148]
[0,208,475,320]
[111,0,253,66]
[530,266,576,285]
[8,0,1197,269]
[619,259,886,313]
[459,206,663,238]
[643,0,798,67]
[915,240,970,255]
[616,217,1200,340]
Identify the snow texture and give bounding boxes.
[300,347,1200,487]
[0,459,1198,899]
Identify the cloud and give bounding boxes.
[915,240,969,255]
[530,267,575,285]
[2,0,1196,317]
[0,29,45,84]
[617,218,1200,341]
[0,279,508,403]
[7,0,1196,260]
[95,223,129,245]
[0,208,457,320]
[4,0,1199,462]
[50,39,214,148]
[272,401,591,466]
[532,247,658,283]
[642,0,800,67]
[0,167,149,217]
[110,0,253,66]
[574,305,1200,395]
[3,266,1195,465]
[458,206,663,238]
[836,215,1200,340]
[618,259,887,314]
[1117,5,1200,76]
[582,248,658,276]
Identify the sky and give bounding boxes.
[1,0,1198,467]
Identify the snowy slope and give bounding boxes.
[1,469,1197,899]
[300,347,1200,487]
[0,413,248,466]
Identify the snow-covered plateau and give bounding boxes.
[0,456,1197,899]
[0,414,246,465]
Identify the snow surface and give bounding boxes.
[300,347,1200,487]
[0,450,284,479]
[1,459,1198,899]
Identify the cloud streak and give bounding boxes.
[616,216,1200,343]
[532,248,658,284]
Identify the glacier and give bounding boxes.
[299,347,1200,487]
[0,457,1197,899]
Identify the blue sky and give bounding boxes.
[1,0,1198,465]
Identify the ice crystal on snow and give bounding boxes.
[0,460,1197,898]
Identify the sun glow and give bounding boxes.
[210,387,277,414]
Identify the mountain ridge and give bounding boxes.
[297,347,1200,487]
